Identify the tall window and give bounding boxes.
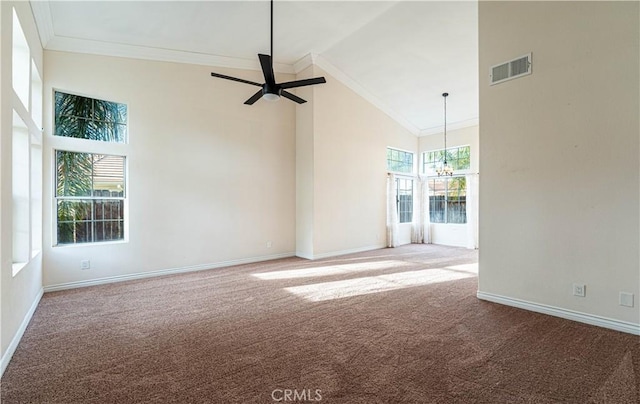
[54,91,128,245]
[387,147,414,223]
[423,145,470,176]
[428,177,466,224]
[11,7,42,275]
[387,148,414,174]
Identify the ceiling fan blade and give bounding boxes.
[244,90,264,105]
[258,54,276,86]
[281,90,307,104]
[279,77,326,90]
[210,72,262,87]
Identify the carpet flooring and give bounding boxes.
[1,244,638,403]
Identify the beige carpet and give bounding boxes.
[1,244,638,403]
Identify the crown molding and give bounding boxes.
[45,36,295,74]
[30,1,54,48]
[293,53,316,74]
[311,54,421,136]
[418,117,479,137]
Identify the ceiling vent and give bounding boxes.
[490,53,532,85]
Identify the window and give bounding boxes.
[54,91,128,245]
[12,8,30,109]
[386,148,414,223]
[55,152,125,244]
[31,60,43,128]
[55,91,127,143]
[428,177,466,224]
[10,7,42,275]
[13,111,30,267]
[423,146,470,175]
[387,148,414,174]
[396,178,413,223]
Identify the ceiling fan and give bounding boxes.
[210,0,326,105]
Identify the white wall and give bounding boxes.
[478,1,639,327]
[43,51,297,288]
[296,65,417,259]
[1,1,44,374]
[419,125,479,247]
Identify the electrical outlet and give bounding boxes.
[80,260,91,270]
[266,241,272,249]
[573,283,586,297]
[620,292,634,307]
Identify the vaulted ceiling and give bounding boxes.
[31,1,478,135]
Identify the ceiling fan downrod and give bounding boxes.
[209,0,327,105]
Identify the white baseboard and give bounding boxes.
[477,291,640,336]
[301,244,386,261]
[44,252,295,292]
[1,288,44,378]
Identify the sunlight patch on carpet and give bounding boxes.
[252,260,413,280]
[445,263,478,273]
[284,267,475,301]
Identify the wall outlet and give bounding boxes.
[620,292,634,307]
[573,283,586,297]
[80,260,91,270]
[266,241,272,249]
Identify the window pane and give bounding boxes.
[429,178,445,223]
[93,200,124,242]
[387,148,414,174]
[57,199,124,245]
[12,9,30,109]
[54,91,127,143]
[56,151,93,197]
[54,115,95,139]
[449,177,467,225]
[57,199,93,244]
[92,154,125,196]
[13,111,30,263]
[55,92,93,119]
[397,178,413,223]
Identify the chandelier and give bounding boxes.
[436,92,454,177]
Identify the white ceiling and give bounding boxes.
[31,1,478,135]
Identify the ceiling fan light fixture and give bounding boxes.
[263,93,280,102]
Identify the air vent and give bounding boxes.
[490,53,532,85]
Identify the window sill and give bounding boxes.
[54,239,128,249]
[12,262,27,276]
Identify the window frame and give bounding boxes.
[54,90,128,144]
[395,176,414,224]
[52,89,129,247]
[54,151,127,246]
[422,145,471,176]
